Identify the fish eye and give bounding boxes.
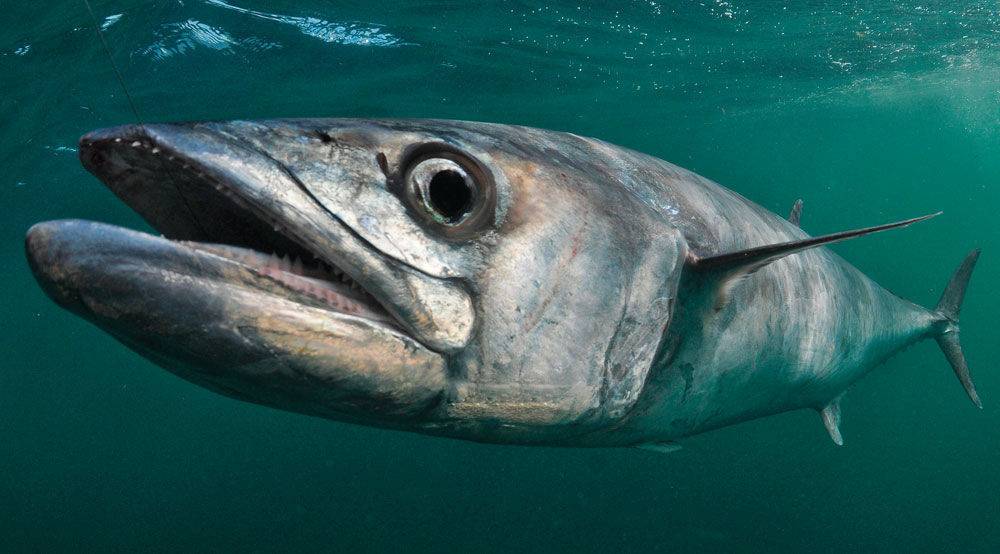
[400,146,497,239]
[408,158,476,224]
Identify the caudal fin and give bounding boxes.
[933,249,982,408]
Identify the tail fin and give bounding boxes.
[933,249,982,408]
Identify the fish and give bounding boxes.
[24,119,981,449]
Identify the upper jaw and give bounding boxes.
[76,122,475,353]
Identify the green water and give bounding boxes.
[3,1,999,551]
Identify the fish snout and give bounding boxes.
[25,220,91,312]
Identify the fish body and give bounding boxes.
[25,119,980,448]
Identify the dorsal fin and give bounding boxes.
[687,212,940,310]
[788,199,803,226]
[818,398,844,446]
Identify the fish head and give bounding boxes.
[25,119,686,444]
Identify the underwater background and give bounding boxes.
[2,0,998,551]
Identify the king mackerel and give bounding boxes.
[25,119,981,451]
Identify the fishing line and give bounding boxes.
[81,0,144,126]
[80,0,209,237]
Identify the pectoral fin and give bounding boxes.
[688,212,940,311]
[636,441,683,454]
[818,398,844,446]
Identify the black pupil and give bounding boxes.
[428,170,473,222]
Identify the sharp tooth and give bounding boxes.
[293,256,303,274]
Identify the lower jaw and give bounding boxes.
[29,220,449,418]
[27,219,404,338]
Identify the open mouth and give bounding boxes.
[74,124,400,330]
[183,242,391,323]
[31,121,474,363]
[25,121,473,423]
